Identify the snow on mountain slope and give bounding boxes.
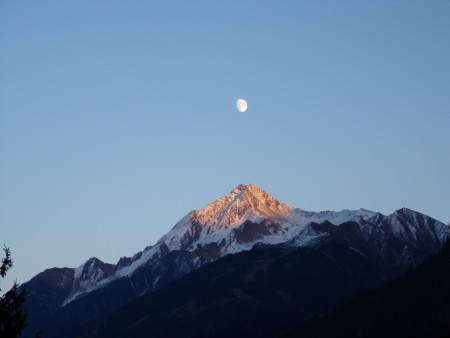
[158,187,384,257]
[113,185,384,280]
[24,184,450,308]
[383,208,450,251]
[62,258,115,306]
[192,184,293,227]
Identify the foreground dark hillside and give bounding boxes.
[287,240,450,338]
[82,242,392,338]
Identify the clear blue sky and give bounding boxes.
[1,1,449,289]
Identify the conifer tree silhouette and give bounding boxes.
[0,246,27,337]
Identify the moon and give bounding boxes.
[236,99,248,112]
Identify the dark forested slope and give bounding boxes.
[86,242,392,338]
[287,240,450,338]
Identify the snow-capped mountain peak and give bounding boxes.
[191,184,293,228]
[61,257,114,306]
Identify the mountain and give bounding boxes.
[21,184,450,337]
[86,242,391,338]
[284,239,450,338]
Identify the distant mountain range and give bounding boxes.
[21,184,450,337]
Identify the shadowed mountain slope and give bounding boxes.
[285,240,450,338]
[83,241,391,338]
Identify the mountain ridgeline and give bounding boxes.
[21,184,450,337]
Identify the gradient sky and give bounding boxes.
[1,1,449,290]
